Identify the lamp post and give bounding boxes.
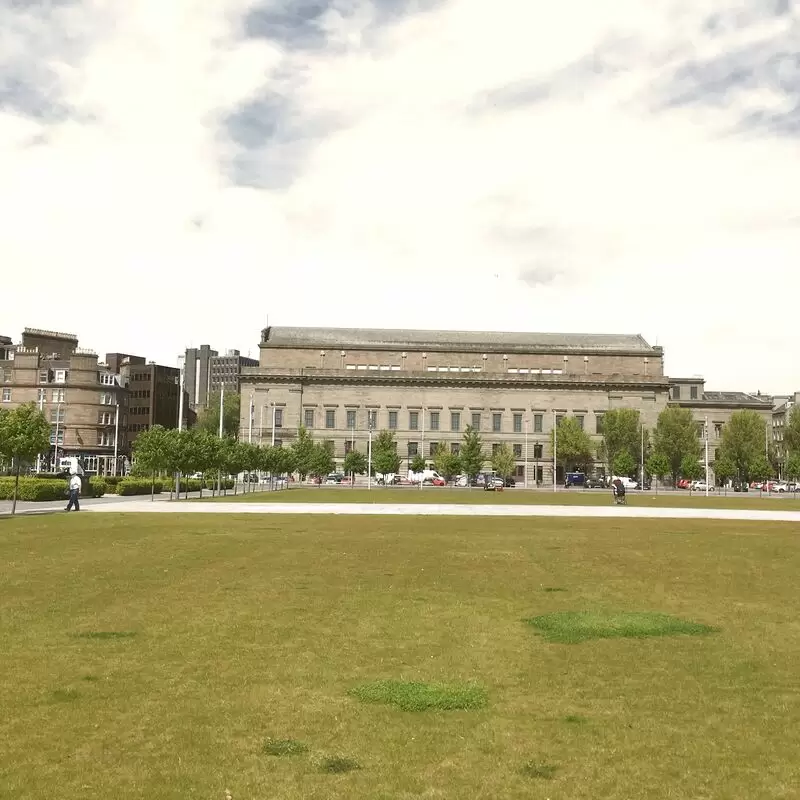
[248,392,253,443]
[175,354,185,499]
[271,403,277,447]
[640,423,644,491]
[367,421,373,491]
[420,406,425,489]
[113,403,120,477]
[704,415,709,497]
[552,410,557,492]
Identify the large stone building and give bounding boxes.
[240,326,670,483]
[771,392,800,477]
[1,329,129,474]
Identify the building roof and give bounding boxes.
[261,326,657,353]
[23,327,78,342]
[702,391,773,405]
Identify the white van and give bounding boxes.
[408,469,444,484]
[611,475,638,490]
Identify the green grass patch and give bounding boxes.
[262,737,308,756]
[202,485,800,511]
[521,761,558,779]
[563,714,588,725]
[49,688,80,703]
[543,586,568,593]
[72,631,137,640]
[349,679,488,711]
[527,611,716,644]
[318,755,361,774]
[1,513,799,799]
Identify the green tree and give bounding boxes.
[273,446,295,478]
[240,443,262,492]
[173,429,200,499]
[459,425,485,482]
[713,453,736,491]
[221,438,246,495]
[433,442,460,482]
[343,449,367,484]
[680,454,703,481]
[196,391,241,438]
[410,453,426,474]
[645,451,671,492]
[310,441,335,484]
[784,452,800,485]
[611,450,636,478]
[550,417,594,474]
[491,443,516,480]
[372,430,401,477]
[718,409,769,483]
[0,403,51,515]
[602,409,641,470]
[291,426,315,480]
[750,454,774,486]
[784,405,800,456]
[131,425,174,500]
[653,407,702,486]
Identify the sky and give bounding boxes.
[2,0,798,394]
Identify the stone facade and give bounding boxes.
[240,326,669,483]
[1,329,128,474]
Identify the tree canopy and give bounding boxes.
[372,430,401,476]
[602,409,642,472]
[433,442,460,481]
[550,417,593,472]
[459,426,485,481]
[652,407,701,485]
[491,443,516,479]
[196,391,241,438]
[0,403,51,515]
[717,410,769,483]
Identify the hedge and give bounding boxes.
[116,479,165,496]
[0,477,107,501]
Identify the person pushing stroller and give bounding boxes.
[612,478,627,505]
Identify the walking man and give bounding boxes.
[65,472,82,512]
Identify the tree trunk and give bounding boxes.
[11,459,20,516]
[151,472,155,502]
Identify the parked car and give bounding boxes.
[430,477,446,486]
[677,479,691,490]
[691,480,713,492]
[325,472,344,485]
[564,472,585,487]
[504,477,516,487]
[483,474,505,491]
[772,482,790,493]
[585,476,606,489]
[733,480,749,492]
[612,476,639,490]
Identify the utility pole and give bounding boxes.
[552,410,557,492]
[704,415,709,497]
[217,384,224,495]
[367,422,373,491]
[524,418,529,489]
[175,355,185,499]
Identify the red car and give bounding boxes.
[431,477,446,486]
[677,479,691,489]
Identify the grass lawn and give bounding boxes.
[2,513,799,799]
[206,485,800,511]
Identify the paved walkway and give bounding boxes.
[73,501,800,523]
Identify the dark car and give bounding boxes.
[584,476,605,489]
[504,477,516,487]
[564,472,586,488]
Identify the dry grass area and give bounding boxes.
[207,485,800,511]
[1,513,799,799]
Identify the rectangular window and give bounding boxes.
[54,369,68,384]
[513,443,522,458]
[429,441,438,457]
[325,409,336,429]
[429,411,440,431]
[492,443,501,456]
[690,386,698,400]
[555,415,564,427]
[671,386,681,400]
[534,443,544,459]
[37,388,47,403]
[515,465,525,478]
[304,409,315,428]
[493,413,502,432]
[346,409,356,429]
[409,411,419,430]
[1,367,11,383]
[388,411,398,430]
[98,431,113,446]
[50,428,64,445]
[575,415,584,430]
[408,441,419,456]
[471,412,481,430]
[595,415,604,434]
[450,412,460,432]
[274,439,283,449]
[513,413,523,433]
[714,423,723,437]
[533,414,543,433]
[39,370,50,384]
[49,407,65,423]
[274,408,283,428]
[344,440,353,454]
[99,392,114,405]
[451,442,460,455]
[99,373,116,386]
[368,410,378,429]
[2,387,11,402]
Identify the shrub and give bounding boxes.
[87,477,107,498]
[0,478,66,501]
[116,479,164,496]
[103,475,124,488]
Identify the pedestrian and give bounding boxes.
[65,473,82,512]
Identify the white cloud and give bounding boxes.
[1,0,798,393]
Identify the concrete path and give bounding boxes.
[74,501,800,523]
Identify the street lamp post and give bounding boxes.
[704,415,710,497]
[552,411,557,492]
[271,403,277,447]
[367,423,373,491]
[175,355,185,499]
[113,403,120,477]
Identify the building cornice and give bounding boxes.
[241,367,669,392]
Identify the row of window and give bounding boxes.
[39,369,68,385]
[341,364,568,374]
[299,409,601,434]
[129,406,151,416]
[341,439,547,459]
[672,386,699,400]
[48,429,115,446]
[130,389,151,399]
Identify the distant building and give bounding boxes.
[1,328,128,475]
[105,353,183,450]
[772,392,800,477]
[184,345,257,409]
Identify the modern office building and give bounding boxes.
[105,354,182,448]
[1,329,128,474]
[239,325,671,483]
[210,349,258,398]
[184,345,257,409]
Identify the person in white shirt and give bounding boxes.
[65,473,82,512]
